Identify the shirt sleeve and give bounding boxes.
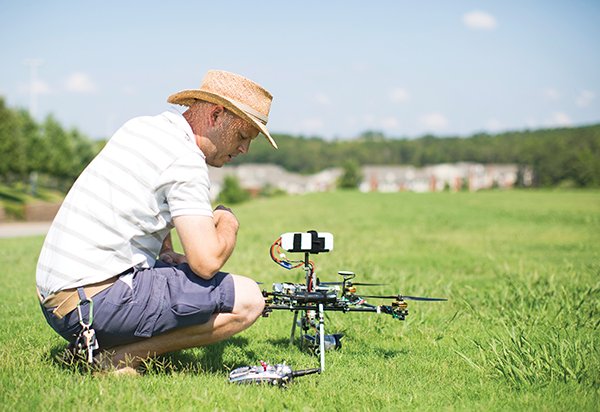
[157,153,214,218]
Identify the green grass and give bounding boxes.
[1,190,599,411]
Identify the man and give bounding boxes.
[36,70,277,373]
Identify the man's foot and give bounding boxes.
[94,366,140,377]
[93,350,141,376]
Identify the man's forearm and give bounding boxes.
[214,213,238,264]
[171,209,240,278]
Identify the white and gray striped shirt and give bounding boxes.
[36,111,213,297]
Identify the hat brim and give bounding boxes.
[167,90,278,149]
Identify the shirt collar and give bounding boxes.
[161,109,205,158]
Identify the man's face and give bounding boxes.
[204,109,259,167]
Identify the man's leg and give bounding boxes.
[103,274,264,370]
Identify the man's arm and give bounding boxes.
[172,205,239,279]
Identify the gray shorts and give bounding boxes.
[40,261,235,349]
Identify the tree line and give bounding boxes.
[0,98,99,192]
[235,125,600,187]
[1,96,599,191]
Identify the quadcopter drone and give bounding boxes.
[255,230,446,374]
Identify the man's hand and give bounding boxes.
[159,232,188,265]
[214,204,233,213]
[159,250,188,265]
[213,204,240,233]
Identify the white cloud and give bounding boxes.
[549,112,571,127]
[576,90,595,107]
[66,72,96,93]
[543,88,560,101]
[363,114,376,123]
[381,116,400,129]
[300,117,324,133]
[18,80,52,95]
[486,118,503,132]
[389,88,410,103]
[525,117,538,129]
[463,11,498,30]
[419,112,448,131]
[361,114,377,129]
[31,79,51,94]
[314,92,331,105]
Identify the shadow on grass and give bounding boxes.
[47,336,257,376]
[267,336,409,360]
[159,336,257,374]
[47,335,410,378]
[268,337,299,349]
[47,343,94,375]
[375,348,409,358]
[267,337,320,355]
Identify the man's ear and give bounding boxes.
[209,105,225,126]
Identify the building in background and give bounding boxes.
[208,163,531,200]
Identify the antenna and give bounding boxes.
[24,58,43,118]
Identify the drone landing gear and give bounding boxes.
[317,303,326,370]
[289,303,344,371]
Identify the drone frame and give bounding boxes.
[262,231,420,371]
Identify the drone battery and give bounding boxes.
[281,231,334,253]
[294,291,338,304]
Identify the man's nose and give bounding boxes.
[239,140,251,154]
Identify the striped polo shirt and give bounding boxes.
[36,111,213,297]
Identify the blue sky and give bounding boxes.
[1,1,598,141]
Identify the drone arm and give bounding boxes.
[263,302,407,320]
[379,304,408,320]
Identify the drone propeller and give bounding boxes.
[319,281,387,287]
[360,294,448,302]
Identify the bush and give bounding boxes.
[337,160,363,189]
[217,175,250,204]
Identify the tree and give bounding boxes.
[69,129,96,178]
[0,98,27,182]
[337,160,363,189]
[42,115,80,190]
[15,109,43,176]
[217,175,250,204]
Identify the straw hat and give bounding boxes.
[167,70,277,149]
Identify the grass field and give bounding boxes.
[1,190,599,411]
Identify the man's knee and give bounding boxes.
[231,275,265,325]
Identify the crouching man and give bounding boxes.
[36,70,277,373]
